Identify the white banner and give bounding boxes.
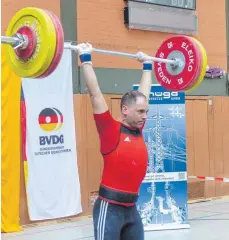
[22,49,82,221]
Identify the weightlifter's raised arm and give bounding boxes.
[76,43,108,114]
[136,51,153,102]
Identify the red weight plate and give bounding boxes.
[154,36,201,91]
[38,9,64,78]
[183,37,203,91]
[15,26,36,61]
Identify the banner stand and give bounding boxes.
[133,84,190,231]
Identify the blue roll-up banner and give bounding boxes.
[133,84,190,231]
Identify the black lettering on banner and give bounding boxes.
[178,172,186,180]
[39,135,64,146]
[35,151,51,156]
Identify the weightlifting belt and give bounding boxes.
[99,185,139,204]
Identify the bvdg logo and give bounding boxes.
[38,108,64,145]
[150,91,179,99]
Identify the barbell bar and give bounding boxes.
[1,7,209,92]
[1,36,23,46]
[64,42,179,66]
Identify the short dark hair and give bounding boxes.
[120,90,146,110]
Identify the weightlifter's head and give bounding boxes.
[120,90,148,129]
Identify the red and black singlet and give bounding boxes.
[93,110,148,206]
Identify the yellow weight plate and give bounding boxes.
[183,36,203,91]
[5,7,57,78]
[186,38,208,92]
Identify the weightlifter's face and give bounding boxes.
[122,96,148,129]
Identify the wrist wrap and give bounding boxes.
[80,53,92,64]
[143,62,152,71]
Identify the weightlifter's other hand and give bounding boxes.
[136,51,152,65]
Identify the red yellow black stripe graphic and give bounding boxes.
[38,108,63,132]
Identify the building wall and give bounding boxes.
[75,0,228,96]
[226,0,229,72]
[77,0,227,71]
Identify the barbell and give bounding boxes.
[1,7,208,92]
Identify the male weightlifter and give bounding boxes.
[76,43,152,240]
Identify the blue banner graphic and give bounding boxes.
[133,84,190,231]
